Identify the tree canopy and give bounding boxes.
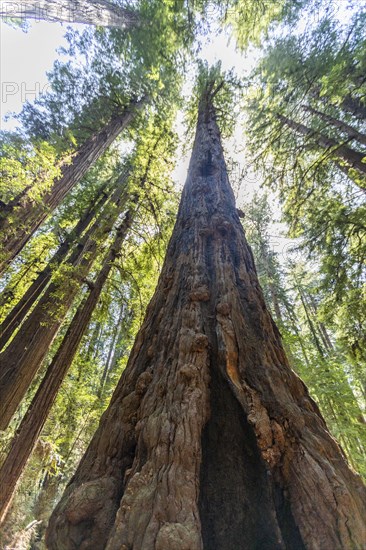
[0,0,365,546]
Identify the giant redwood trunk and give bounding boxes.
[0,0,138,28]
[0,173,129,429]
[0,100,143,274]
[46,85,366,550]
[0,214,132,526]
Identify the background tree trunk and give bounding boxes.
[0,173,129,429]
[0,214,132,526]
[341,94,366,121]
[0,100,143,274]
[303,104,366,146]
[47,85,366,550]
[0,182,109,349]
[278,113,366,189]
[0,0,139,28]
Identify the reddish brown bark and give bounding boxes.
[0,214,132,526]
[47,85,366,549]
[0,182,109,350]
[0,173,129,430]
[0,99,144,274]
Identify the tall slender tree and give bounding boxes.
[0,170,129,429]
[0,99,144,274]
[47,74,365,550]
[0,211,132,525]
[277,113,366,187]
[0,180,110,349]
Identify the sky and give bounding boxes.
[0,20,68,125]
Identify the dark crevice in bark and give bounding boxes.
[199,232,280,550]
[199,363,282,550]
[273,485,306,550]
[198,211,306,550]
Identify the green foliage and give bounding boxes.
[0,132,61,205]
[242,5,366,410]
[191,0,312,49]
[1,0,365,541]
[242,193,366,478]
[185,61,243,140]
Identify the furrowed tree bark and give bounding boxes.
[303,104,366,146]
[0,98,144,275]
[0,0,139,28]
[47,85,366,550]
[0,182,109,350]
[278,113,366,189]
[0,213,132,526]
[0,172,129,430]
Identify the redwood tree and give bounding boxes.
[46,79,366,549]
[0,212,132,525]
[0,171,129,429]
[0,181,109,349]
[0,100,144,274]
[277,113,366,189]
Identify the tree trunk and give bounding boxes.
[47,84,366,550]
[0,182,109,350]
[306,292,334,352]
[341,94,366,122]
[278,113,366,189]
[31,473,62,550]
[0,214,132,526]
[0,173,129,430]
[0,0,138,28]
[0,257,38,309]
[98,301,125,397]
[0,99,144,275]
[303,105,366,146]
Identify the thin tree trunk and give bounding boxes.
[297,285,326,357]
[269,283,283,323]
[0,182,109,350]
[278,113,366,189]
[306,292,334,352]
[258,240,283,324]
[0,172,129,429]
[0,214,132,526]
[0,258,38,309]
[86,322,102,362]
[0,99,144,274]
[47,83,366,550]
[0,0,139,28]
[309,86,366,122]
[303,104,366,146]
[98,301,125,397]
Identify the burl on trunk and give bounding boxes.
[46,84,366,549]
